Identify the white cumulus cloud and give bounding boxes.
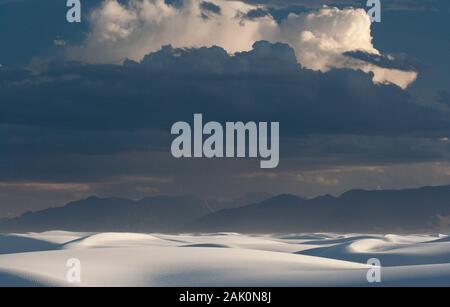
[67,0,417,89]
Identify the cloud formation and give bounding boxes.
[2,42,442,136]
[1,42,447,190]
[0,39,447,214]
[67,0,417,88]
[68,0,273,62]
[1,41,448,191]
[270,6,417,88]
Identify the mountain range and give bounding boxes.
[1,185,450,233]
[0,195,210,233]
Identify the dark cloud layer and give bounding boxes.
[1,41,449,175]
[1,41,447,138]
[1,39,450,215]
[344,51,423,72]
[200,1,221,15]
[1,39,450,185]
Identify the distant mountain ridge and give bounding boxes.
[191,185,450,233]
[205,192,274,211]
[0,195,210,233]
[1,185,450,233]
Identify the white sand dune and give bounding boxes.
[0,232,449,286]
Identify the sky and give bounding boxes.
[0,0,449,217]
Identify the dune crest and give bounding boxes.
[0,231,449,286]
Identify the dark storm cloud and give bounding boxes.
[0,41,447,138]
[240,8,270,20]
[200,1,221,15]
[0,40,449,183]
[0,124,168,156]
[283,135,445,161]
[164,0,184,8]
[344,51,423,72]
[0,39,449,193]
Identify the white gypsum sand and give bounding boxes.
[0,231,449,286]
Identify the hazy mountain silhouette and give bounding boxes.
[205,192,274,211]
[1,185,450,233]
[191,185,450,233]
[0,195,210,233]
